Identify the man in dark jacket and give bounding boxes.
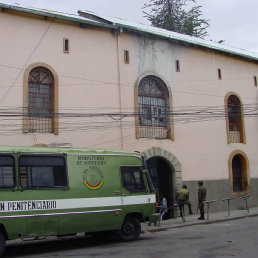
[198,181,207,220]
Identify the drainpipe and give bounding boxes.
[116,27,124,150]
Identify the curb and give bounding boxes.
[144,212,258,233]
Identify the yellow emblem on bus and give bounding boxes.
[83,166,104,190]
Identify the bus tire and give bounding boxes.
[0,231,6,256]
[117,216,141,241]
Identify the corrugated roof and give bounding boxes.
[1,2,258,62]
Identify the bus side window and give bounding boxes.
[19,156,67,189]
[0,156,15,188]
[121,167,146,192]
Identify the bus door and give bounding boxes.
[120,166,150,210]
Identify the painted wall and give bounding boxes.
[118,32,258,184]
[0,11,122,148]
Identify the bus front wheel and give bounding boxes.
[117,216,141,241]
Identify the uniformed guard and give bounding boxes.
[198,181,207,220]
[176,185,193,218]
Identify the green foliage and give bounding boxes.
[143,0,210,38]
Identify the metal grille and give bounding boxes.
[227,95,242,143]
[138,76,169,139]
[28,67,54,133]
[232,155,242,192]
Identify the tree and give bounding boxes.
[143,0,210,39]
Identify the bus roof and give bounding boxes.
[0,146,141,157]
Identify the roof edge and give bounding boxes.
[0,3,115,29]
[1,3,258,62]
[79,10,258,62]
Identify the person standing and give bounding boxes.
[159,196,167,221]
[198,181,207,220]
[176,185,193,217]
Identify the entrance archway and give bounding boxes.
[147,157,173,218]
[141,148,182,219]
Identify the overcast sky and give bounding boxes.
[1,0,258,52]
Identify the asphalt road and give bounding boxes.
[3,216,258,257]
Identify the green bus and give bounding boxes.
[0,147,159,255]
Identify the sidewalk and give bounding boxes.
[143,206,258,232]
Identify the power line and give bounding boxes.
[0,105,257,135]
[0,103,257,117]
[0,102,257,111]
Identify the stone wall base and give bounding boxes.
[183,178,258,214]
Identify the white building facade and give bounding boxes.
[1,3,258,215]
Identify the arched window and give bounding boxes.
[27,66,54,133]
[137,75,171,139]
[226,94,245,143]
[232,155,244,192]
[229,151,250,197]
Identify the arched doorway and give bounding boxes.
[147,157,174,218]
[142,147,182,219]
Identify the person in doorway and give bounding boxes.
[198,181,207,220]
[176,185,193,217]
[159,196,167,221]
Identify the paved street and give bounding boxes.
[3,211,258,257]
